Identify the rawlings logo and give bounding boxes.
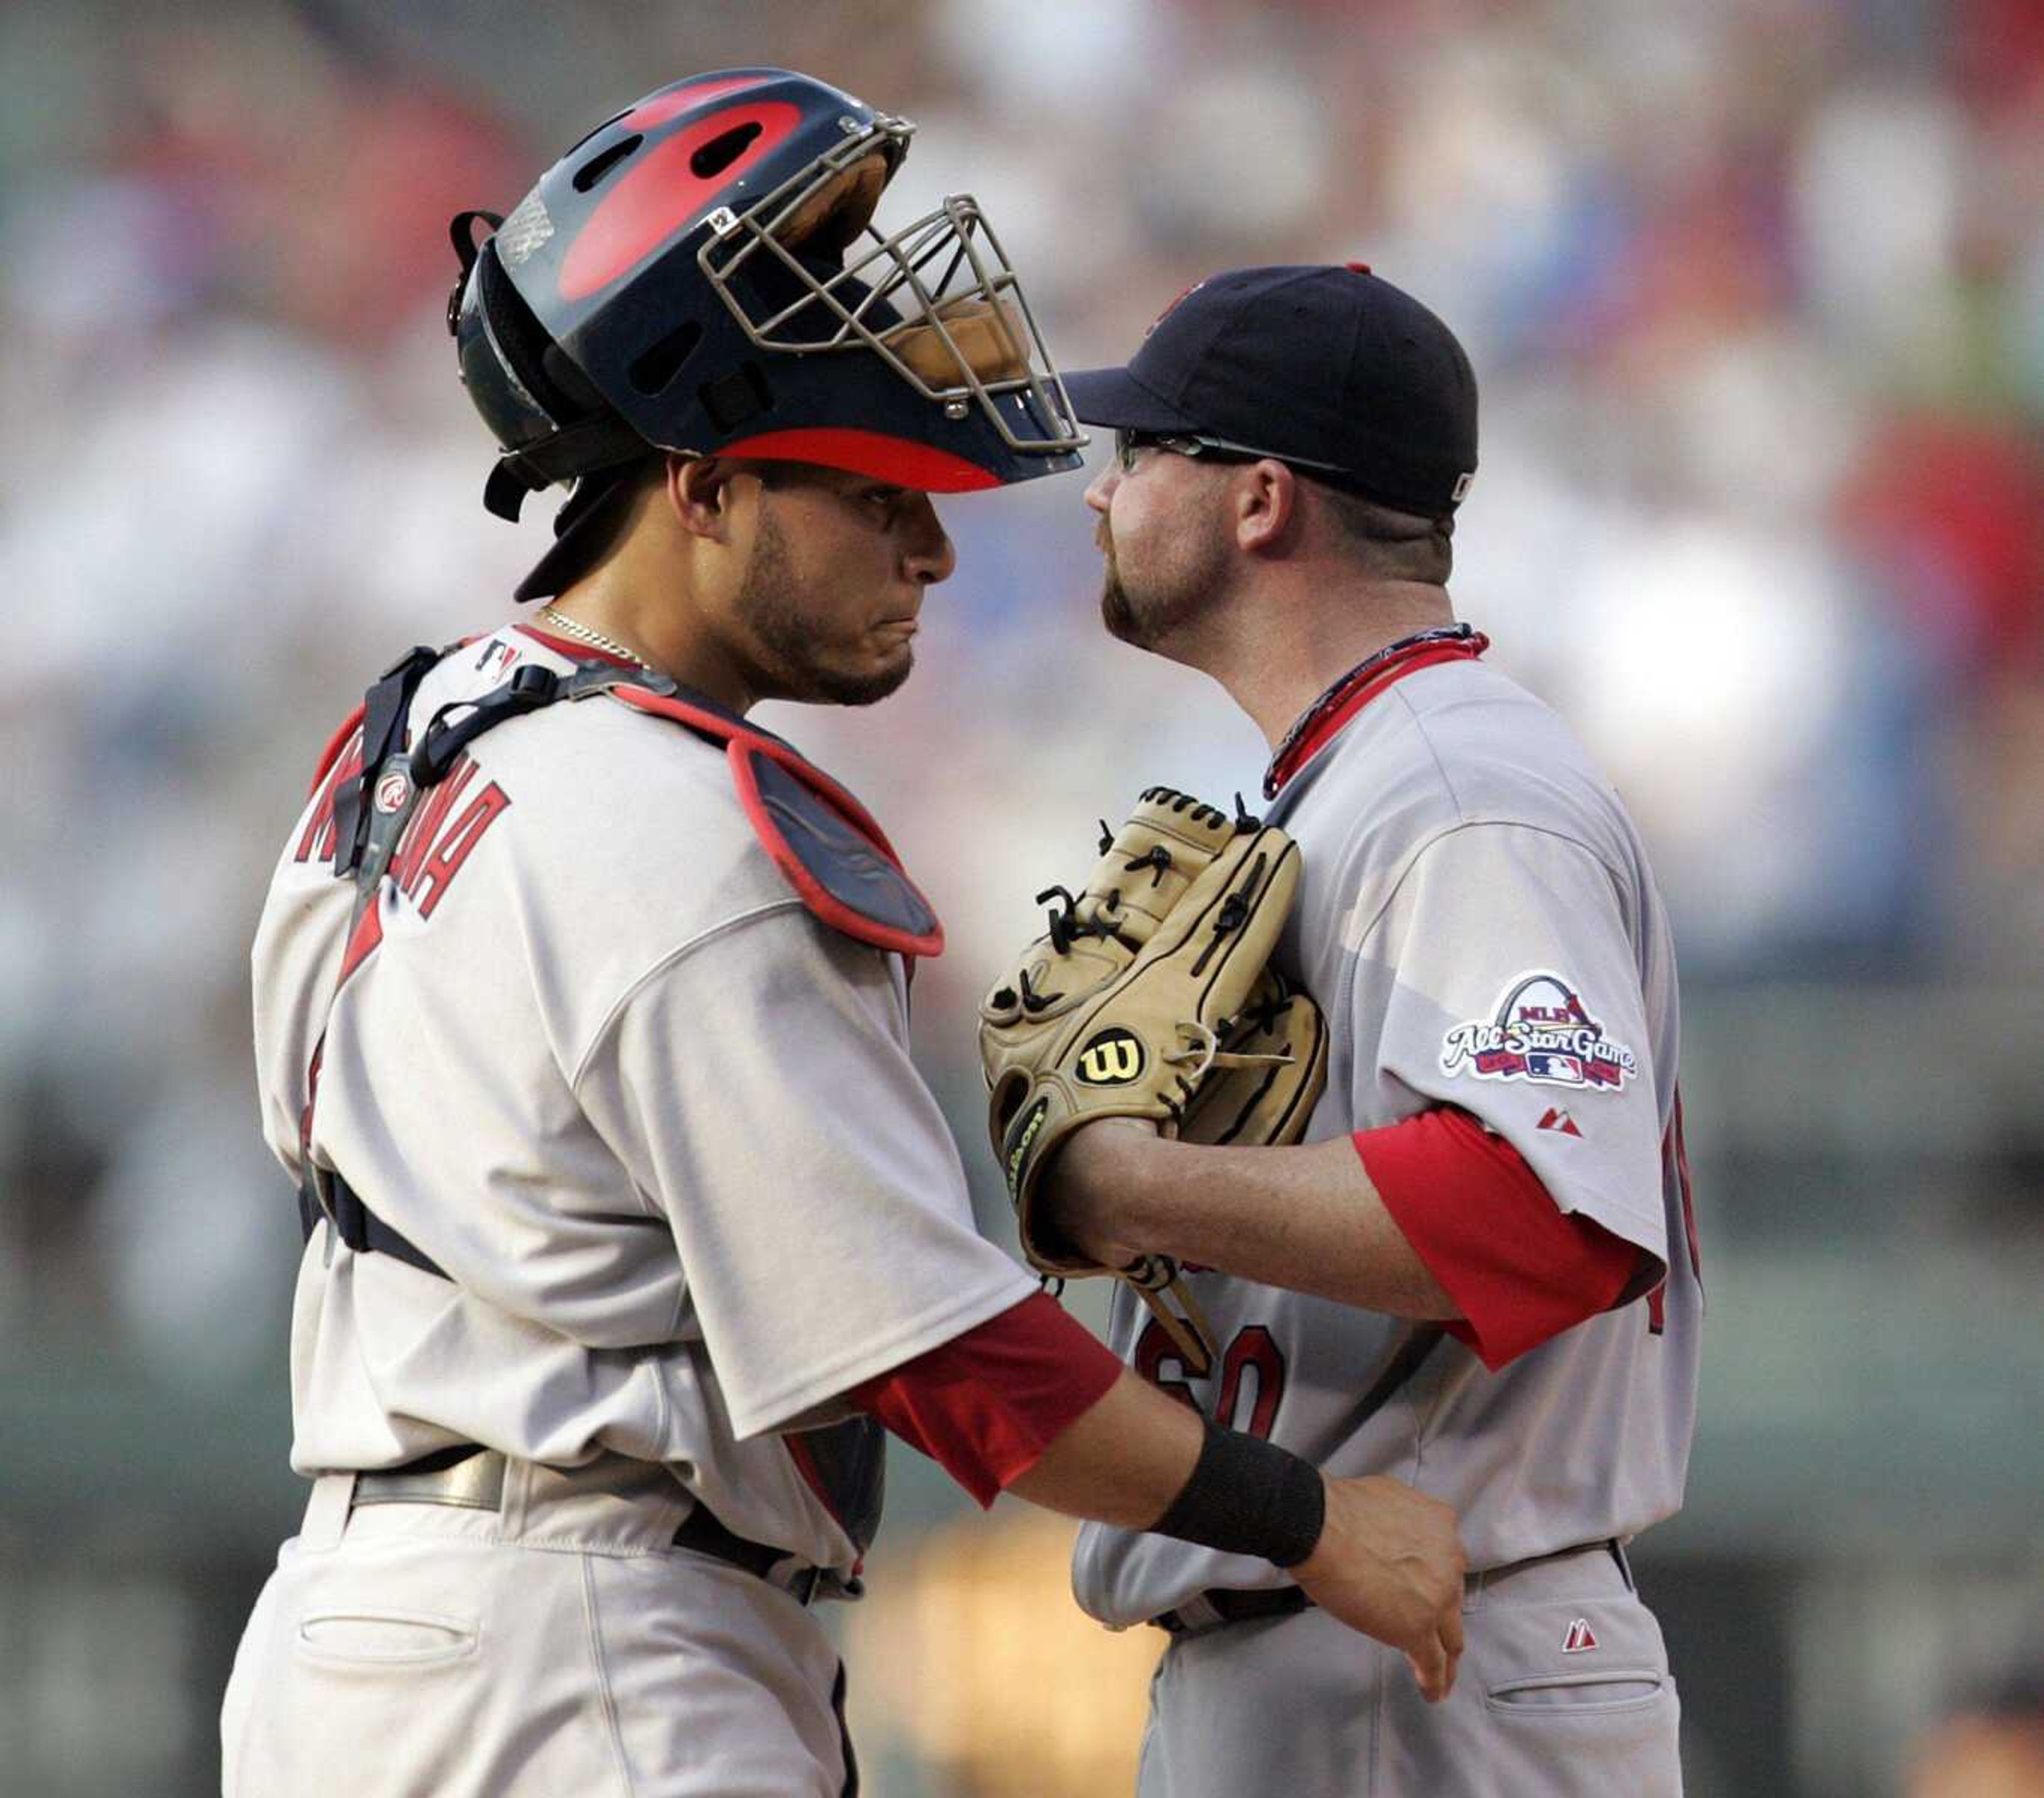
[373,770,411,814]
[1440,973,1637,1092]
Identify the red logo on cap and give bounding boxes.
[1145,279,1206,337]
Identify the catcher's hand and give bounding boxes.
[979,787,1329,1374]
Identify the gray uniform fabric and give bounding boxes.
[233,624,1034,1793]
[1135,1544,1680,1798]
[224,1461,857,1797]
[1076,652,1700,1793]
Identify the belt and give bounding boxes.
[1155,1586,1310,1635]
[672,1496,826,1605]
[1152,1538,1629,1637]
[351,1446,826,1605]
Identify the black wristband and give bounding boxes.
[1149,1417,1326,1569]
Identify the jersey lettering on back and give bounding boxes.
[296,727,366,865]
[389,755,513,919]
[301,731,512,987]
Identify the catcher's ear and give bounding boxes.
[670,455,743,539]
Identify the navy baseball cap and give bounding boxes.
[1063,264,1478,516]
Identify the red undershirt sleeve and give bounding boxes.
[1355,1108,1652,1372]
[847,1290,1125,1507]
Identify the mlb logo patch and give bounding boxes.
[1439,973,1638,1093]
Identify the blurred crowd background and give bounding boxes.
[2,1,2040,1793]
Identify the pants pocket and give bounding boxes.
[1486,1670,1667,1715]
[295,1607,480,1667]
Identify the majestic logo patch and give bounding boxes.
[1076,1027,1145,1086]
[373,770,412,814]
[1440,974,1637,1092]
[1561,1618,1598,1654]
[1537,1107,1583,1137]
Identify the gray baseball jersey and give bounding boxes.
[1076,652,1702,1628]
[253,624,1035,1574]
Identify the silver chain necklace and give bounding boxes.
[535,605,652,670]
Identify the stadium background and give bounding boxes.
[2,1,2040,1792]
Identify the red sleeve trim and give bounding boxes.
[1355,1110,1650,1372]
[848,1292,1123,1507]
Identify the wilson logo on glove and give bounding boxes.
[1076,1028,1146,1085]
[978,785,1329,1377]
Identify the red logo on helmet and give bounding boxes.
[621,75,773,133]
[560,100,803,301]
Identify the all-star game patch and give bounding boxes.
[1440,972,1638,1092]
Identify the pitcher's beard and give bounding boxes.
[1101,571,1141,645]
[1099,538,1150,647]
[1098,516,1227,652]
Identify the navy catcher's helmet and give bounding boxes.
[449,67,1085,592]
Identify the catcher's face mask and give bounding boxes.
[698,116,1084,461]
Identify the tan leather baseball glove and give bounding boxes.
[979,787,1329,1375]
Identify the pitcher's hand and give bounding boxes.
[1291,1474,1466,1702]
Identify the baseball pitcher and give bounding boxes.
[1012,265,1702,1797]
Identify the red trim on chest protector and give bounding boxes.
[1266,634,1489,796]
[608,683,944,960]
[1355,1109,1646,1371]
[308,703,367,798]
[515,624,639,669]
[848,1292,1125,1508]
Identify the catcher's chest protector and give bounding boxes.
[320,646,942,957]
[296,643,912,1557]
[298,645,943,1280]
[298,646,936,1275]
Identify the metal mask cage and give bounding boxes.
[699,118,1086,458]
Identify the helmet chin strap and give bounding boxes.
[483,415,652,522]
